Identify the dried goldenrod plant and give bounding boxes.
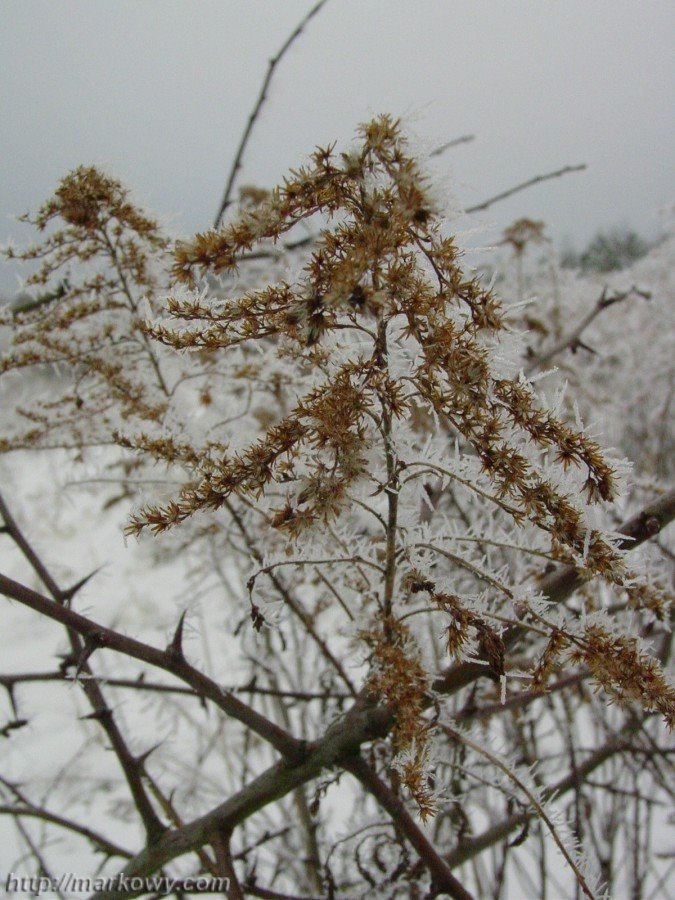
[1,166,170,450]
[0,116,673,898]
[119,114,674,818]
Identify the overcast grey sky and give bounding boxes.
[2,0,673,294]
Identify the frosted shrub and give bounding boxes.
[0,116,672,899]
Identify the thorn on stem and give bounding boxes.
[134,742,161,771]
[80,707,113,723]
[74,631,107,676]
[167,610,188,661]
[1,718,29,738]
[61,566,102,607]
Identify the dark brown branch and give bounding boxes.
[233,826,290,862]
[210,828,243,899]
[344,756,475,900]
[213,0,330,227]
[0,492,166,844]
[527,286,651,372]
[465,164,587,215]
[91,698,391,898]
[0,571,302,760]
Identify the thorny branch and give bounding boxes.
[526,285,652,372]
[0,493,165,844]
[0,569,302,761]
[0,489,671,893]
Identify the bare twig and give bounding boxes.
[465,164,587,215]
[13,816,66,900]
[0,670,349,702]
[430,134,475,158]
[228,155,583,263]
[213,0,330,227]
[0,805,132,860]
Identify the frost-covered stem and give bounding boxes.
[100,225,170,397]
[224,499,358,695]
[654,371,673,475]
[376,318,399,623]
[443,713,649,872]
[548,251,562,339]
[416,541,514,599]
[441,725,597,899]
[517,252,526,304]
[402,461,523,519]
[434,488,675,694]
[344,756,475,900]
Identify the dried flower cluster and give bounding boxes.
[1,166,170,450]
[120,116,671,779]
